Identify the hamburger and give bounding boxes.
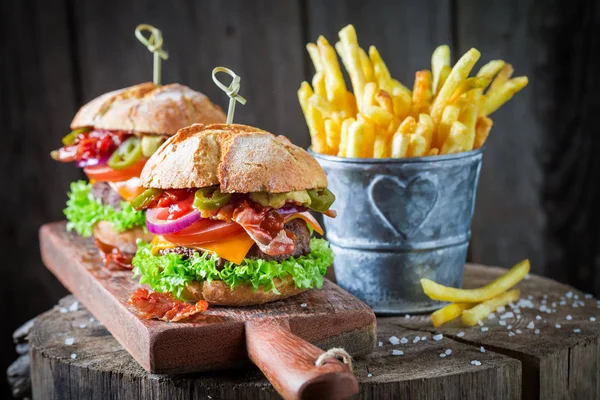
[130,123,336,306]
[51,82,226,262]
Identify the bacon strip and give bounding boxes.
[128,288,209,322]
[231,201,295,256]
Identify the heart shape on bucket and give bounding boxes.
[368,175,438,239]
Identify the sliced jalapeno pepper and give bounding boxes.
[307,188,335,213]
[61,127,92,146]
[141,135,166,157]
[108,137,142,170]
[193,187,232,211]
[131,188,163,210]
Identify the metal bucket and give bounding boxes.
[312,149,483,315]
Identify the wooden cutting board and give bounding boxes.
[39,222,376,399]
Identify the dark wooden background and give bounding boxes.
[1,0,598,397]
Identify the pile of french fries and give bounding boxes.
[298,24,528,158]
[421,259,530,327]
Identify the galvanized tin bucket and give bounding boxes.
[312,149,483,315]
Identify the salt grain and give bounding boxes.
[525,274,530,280]
[79,324,86,329]
[487,313,496,320]
[413,336,421,344]
[555,324,561,329]
[508,332,515,337]
[516,329,522,334]
[500,312,514,320]
[534,329,540,334]
[471,360,482,366]
[507,325,513,330]
[566,315,572,321]
[367,373,373,377]
[498,320,506,326]
[378,341,383,347]
[566,291,573,299]
[440,353,447,358]
[536,315,542,320]
[421,336,427,341]
[480,346,485,353]
[70,354,77,359]
[300,303,307,307]
[68,301,79,312]
[65,337,74,346]
[433,334,443,341]
[590,317,596,322]
[527,321,535,329]
[496,306,506,313]
[573,328,581,333]
[456,332,465,338]
[89,317,95,322]
[404,314,411,319]
[585,294,593,299]
[389,336,400,345]
[400,337,409,344]
[445,349,452,355]
[59,307,68,313]
[481,327,489,332]
[392,350,404,356]
[477,320,484,326]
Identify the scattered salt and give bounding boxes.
[392,350,404,356]
[477,320,484,326]
[508,332,515,337]
[78,324,86,329]
[528,295,534,300]
[590,317,596,322]
[498,320,506,326]
[496,306,506,313]
[433,334,443,341]
[421,336,427,341]
[400,337,409,344]
[566,315,572,321]
[471,360,482,366]
[480,346,485,353]
[534,329,540,334]
[566,291,573,299]
[481,327,489,332]
[59,307,68,314]
[573,328,581,333]
[527,321,535,329]
[536,315,542,320]
[378,341,383,347]
[516,329,522,334]
[487,313,496,320]
[389,336,400,345]
[456,332,465,337]
[404,314,410,319]
[65,337,74,346]
[524,274,530,280]
[70,354,77,359]
[585,294,593,299]
[445,349,452,355]
[555,324,561,329]
[507,325,513,330]
[440,353,447,358]
[517,315,522,320]
[367,373,373,377]
[68,301,79,312]
[500,312,514,320]
[300,303,307,308]
[412,336,421,344]
[89,317,95,322]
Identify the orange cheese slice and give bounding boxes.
[109,177,145,202]
[151,233,255,265]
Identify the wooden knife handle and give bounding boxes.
[245,318,358,400]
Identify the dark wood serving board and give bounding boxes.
[39,222,376,399]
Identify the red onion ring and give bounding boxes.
[275,204,308,216]
[76,157,109,168]
[146,208,203,235]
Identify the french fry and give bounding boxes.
[428,148,440,156]
[435,104,460,148]
[363,82,378,108]
[324,118,341,150]
[362,105,394,129]
[369,46,392,93]
[339,25,367,111]
[345,91,358,116]
[459,100,478,151]
[416,113,434,148]
[441,121,468,154]
[431,45,451,95]
[359,47,375,83]
[392,90,412,120]
[431,303,474,327]
[462,289,521,327]
[361,116,376,157]
[474,116,493,149]
[306,43,323,72]
[346,120,368,158]
[375,90,394,114]
[374,134,389,158]
[489,63,514,91]
[476,60,505,79]
[483,77,529,116]
[391,79,412,98]
[312,71,327,98]
[309,94,337,117]
[447,77,491,104]
[391,132,410,158]
[411,70,433,117]
[408,134,428,157]
[436,65,451,96]
[297,81,313,115]
[431,48,481,122]
[338,118,355,157]
[420,259,530,303]
[397,116,417,135]
[317,36,348,109]
[298,82,327,153]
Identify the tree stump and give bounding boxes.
[27,265,600,399]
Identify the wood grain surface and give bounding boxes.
[39,221,375,377]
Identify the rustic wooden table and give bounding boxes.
[22,264,600,399]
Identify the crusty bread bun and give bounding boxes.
[181,277,306,306]
[93,221,153,255]
[71,82,226,135]
[140,123,328,193]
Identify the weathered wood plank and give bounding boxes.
[29,294,521,400]
[454,0,547,275]
[399,264,600,399]
[305,0,453,85]
[72,0,308,146]
[0,0,76,397]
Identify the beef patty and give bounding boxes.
[158,219,312,267]
[91,182,123,210]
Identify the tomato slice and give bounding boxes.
[162,220,245,245]
[84,159,147,182]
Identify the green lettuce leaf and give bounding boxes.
[132,238,334,299]
[64,180,146,237]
